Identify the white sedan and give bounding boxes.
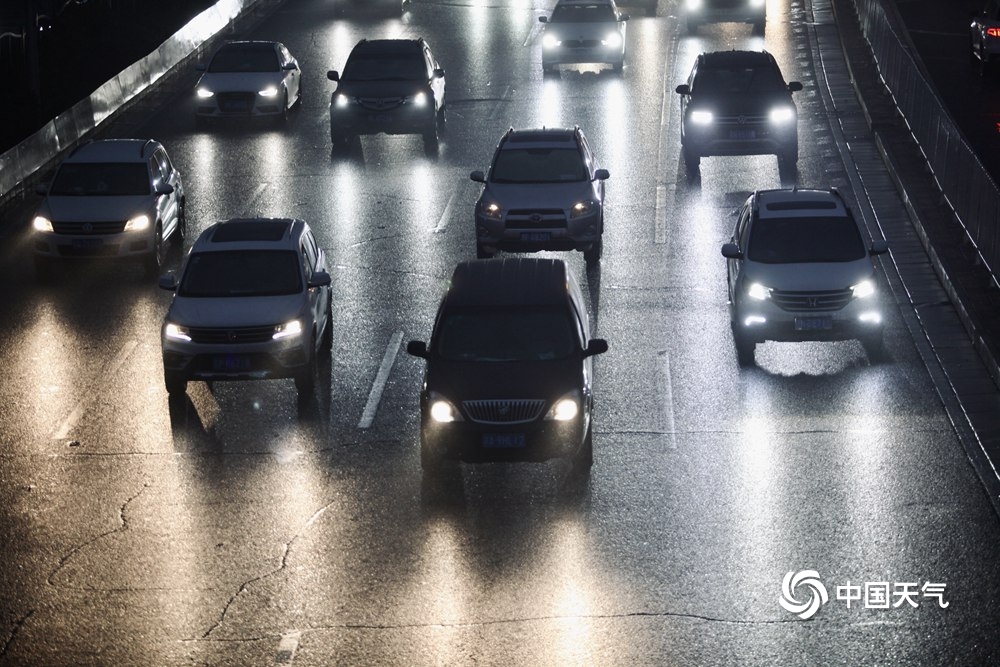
[194,40,302,124]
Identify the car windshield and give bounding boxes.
[747,216,867,263]
[491,148,587,183]
[179,250,302,297]
[342,55,427,81]
[693,66,785,94]
[209,48,279,73]
[551,4,617,22]
[49,163,149,196]
[435,308,578,362]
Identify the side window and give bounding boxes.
[301,232,318,276]
[736,206,752,249]
[148,157,164,186]
[155,150,172,180]
[578,135,594,175]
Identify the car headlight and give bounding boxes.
[570,200,596,218]
[428,393,463,423]
[335,93,350,108]
[123,214,150,232]
[690,110,713,125]
[258,86,279,98]
[747,282,771,300]
[545,392,580,421]
[851,279,876,299]
[32,216,53,232]
[479,201,502,220]
[196,87,214,99]
[408,91,428,107]
[685,0,702,9]
[272,320,303,340]
[749,0,765,7]
[543,33,560,49]
[602,32,622,49]
[769,106,795,124]
[164,323,191,342]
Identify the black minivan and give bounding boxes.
[407,258,608,473]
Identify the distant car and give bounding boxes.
[160,218,333,398]
[721,188,889,366]
[616,0,657,18]
[539,0,630,75]
[335,0,408,16]
[471,126,609,267]
[675,50,802,175]
[682,0,766,35]
[194,41,302,123]
[31,138,185,279]
[407,258,608,473]
[970,1,1000,74]
[327,38,446,153]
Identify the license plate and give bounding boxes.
[367,113,391,122]
[71,238,103,248]
[520,232,551,242]
[794,317,833,331]
[212,355,252,372]
[223,101,249,112]
[482,433,526,449]
[729,129,757,140]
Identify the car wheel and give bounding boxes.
[276,92,289,126]
[573,422,594,471]
[686,18,700,35]
[584,237,603,267]
[733,328,755,367]
[683,146,700,174]
[476,244,495,260]
[861,333,885,363]
[321,293,333,352]
[295,348,317,397]
[145,225,165,278]
[542,63,557,76]
[165,371,187,397]
[423,128,440,155]
[612,59,624,73]
[331,130,351,153]
[752,19,766,36]
[436,106,447,135]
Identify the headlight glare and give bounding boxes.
[411,91,427,107]
[602,32,622,49]
[272,320,303,340]
[480,201,502,220]
[429,395,462,423]
[747,282,771,300]
[164,323,191,342]
[851,279,876,299]
[570,201,594,218]
[690,110,714,125]
[258,86,279,98]
[543,34,560,49]
[124,214,150,232]
[769,106,795,124]
[686,0,702,9]
[749,0,765,7]
[546,393,581,421]
[33,216,53,232]
[196,87,214,98]
[335,93,349,108]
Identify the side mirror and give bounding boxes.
[327,70,340,82]
[583,338,609,358]
[721,243,743,259]
[788,81,803,92]
[539,15,548,23]
[155,183,175,196]
[620,14,630,21]
[675,84,690,96]
[870,239,889,255]
[35,182,48,196]
[470,170,486,183]
[158,273,178,291]
[309,269,332,288]
[283,62,298,71]
[594,168,610,181]
[433,68,445,78]
[407,340,429,359]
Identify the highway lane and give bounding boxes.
[1,0,1000,663]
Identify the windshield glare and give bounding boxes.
[694,66,784,95]
[435,308,579,362]
[491,148,586,183]
[551,5,616,22]
[50,163,149,196]
[747,216,867,263]
[179,250,302,297]
[209,49,279,73]
[343,55,427,81]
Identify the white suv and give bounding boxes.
[160,218,333,398]
[31,139,185,279]
[721,188,889,365]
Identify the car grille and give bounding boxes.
[359,97,403,110]
[561,39,601,48]
[186,325,278,344]
[462,399,546,424]
[52,221,127,235]
[217,92,255,111]
[506,209,568,229]
[770,289,853,312]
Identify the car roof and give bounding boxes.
[699,50,777,69]
[500,127,580,150]
[350,39,425,56]
[754,188,850,219]
[64,139,161,164]
[444,258,575,308]
[192,218,305,252]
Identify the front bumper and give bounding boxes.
[542,43,625,67]
[33,230,154,260]
[475,209,603,252]
[195,92,284,118]
[161,337,311,383]
[330,101,435,137]
[422,418,587,463]
[733,299,883,344]
[683,120,796,158]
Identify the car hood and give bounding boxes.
[424,357,583,402]
[482,181,596,209]
[546,22,622,40]
[197,71,284,93]
[743,258,874,291]
[40,195,153,222]
[689,93,794,116]
[335,80,428,98]
[166,294,305,328]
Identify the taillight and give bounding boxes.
[988,27,1000,38]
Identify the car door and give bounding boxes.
[424,44,445,109]
[300,230,324,342]
[151,150,179,239]
[280,44,300,102]
[727,201,752,304]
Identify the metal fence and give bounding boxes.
[850,0,1000,284]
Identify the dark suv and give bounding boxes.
[682,0,766,35]
[407,258,608,473]
[675,50,801,175]
[327,39,446,153]
[471,127,609,267]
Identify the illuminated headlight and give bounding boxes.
[685,0,702,9]
[429,393,462,423]
[570,200,595,218]
[479,201,502,220]
[851,279,876,299]
[602,32,622,49]
[744,315,766,326]
[272,320,303,340]
[335,93,349,108]
[545,392,580,421]
[123,214,150,232]
[164,323,191,342]
[258,86,279,98]
[859,311,882,324]
[690,110,714,125]
[408,91,428,107]
[769,106,795,124]
[196,87,214,99]
[543,34,560,49]
[749,0,765,7]
[747,282,771,300]
[32,216,53,232]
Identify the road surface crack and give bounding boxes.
[0,609,35,659]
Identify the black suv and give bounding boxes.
[471,127,609,267]
[407,258,608,474]
[675,50,801,175]
[327,39,446,153]
[682,0,766,35]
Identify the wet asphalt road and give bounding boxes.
[1,0,1000,664]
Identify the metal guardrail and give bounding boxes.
[850,0,1000,286]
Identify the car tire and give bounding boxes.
[733,328,755,367]
[686,18,700,35]
[584,237,603,267]
[476,244,495,260]
[321,294,333,352]
[144,225,165,278]
[165,371,187,397]
[176,198,187,241]
[295,348,317,397]
[683,146,700,174]
[612,59,624,73]
[423,128,439,154]
[436,106,447,135]
[331,130,350,152]
[542,63,557,76]
[752,19,766,36]
[861,332,885,363]
[276,92,289,126]
[573,422,594,471]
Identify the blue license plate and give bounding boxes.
[729,129,757,140]
[520,232,551,242]
[482,433,526,449]
[212,355,252,372]
[223,101,249,112]
[71,238,104,248]
[794,317,832,331]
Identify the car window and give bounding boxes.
[179,250,303,297]
[552,4,616,22]
[491,148,586,183]
[154,150,173,179]
[300,236,317,275]
[747,216,867,264]
[694,65,785,94]
[343,54,427,81]
[435,308,579,362]
[209,48,280,73]
[736,205,751,247]
[50,163,150,196]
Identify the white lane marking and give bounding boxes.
[488,84,513,121]
[274,631,301,665]
[433,182,462,234]
[657,350,677,450]
[655,185,669,245]
[358,331,404,429]
[52,340,138,440]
